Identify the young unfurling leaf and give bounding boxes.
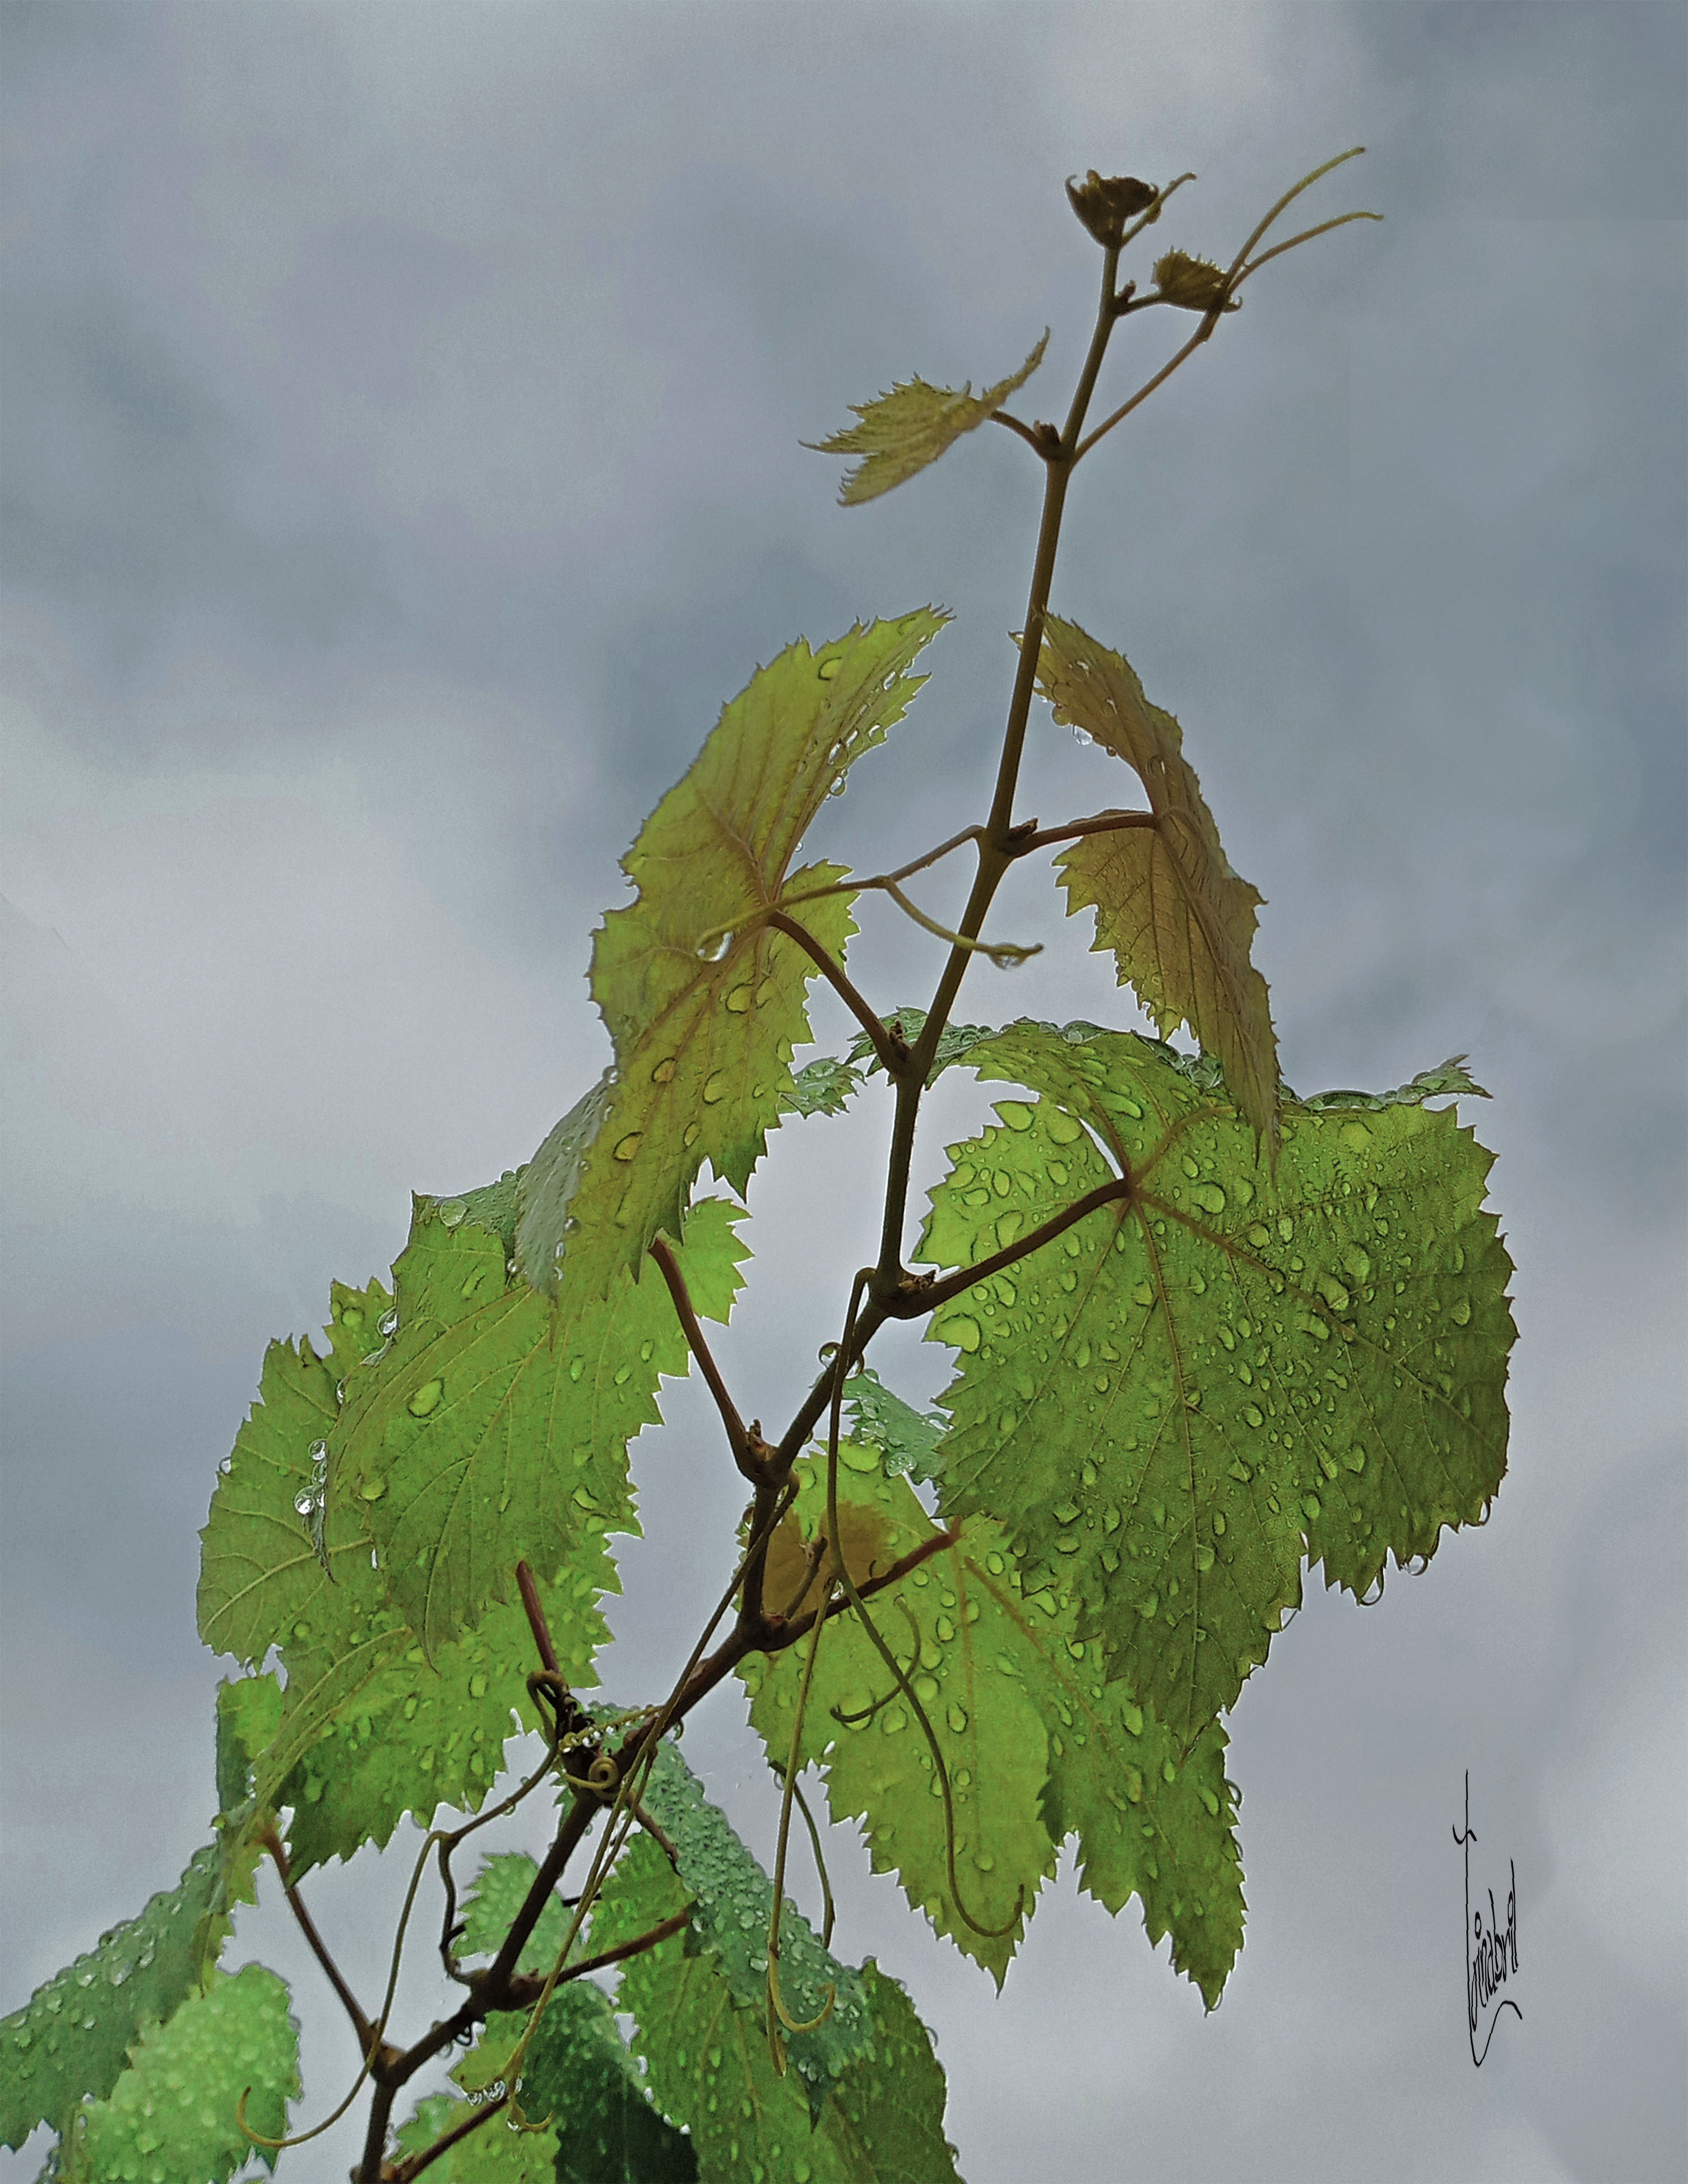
[808,333,1049,504]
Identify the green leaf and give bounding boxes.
[1295,1054,1490,1110]
[280,1554,609,1874]
[741,1445,1246,2006]
[528,612,947,1302]
[199,1256,626,1864]
[808,333,1049,505]
[396,2094,559,2182]
[917,1021,1515,1740]
[457,1853,572,1979]
[596,1840,962,2184]
[634,1741,873,2119]
[1,1845,234,2151]
[73,1964,299,2183]
[740,1450,1055,1987]
[215,1672,282,1815]
[841,1367,947,1483]
[1033,617,1281,1155]
[196,1274,393,1670]
[783,1056,865,1119]
[329,1191,746,1656]
[459,1983,699,2184]
[845,1006,995,1086]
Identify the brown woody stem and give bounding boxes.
[390,2090,508,2182]
[764,910,902,1074]
[502,1908,692,2011]
[261,1823,377,2060]
[1012,808,1157,855]
[515,1560,561,1677]
[648,1237,756,1477]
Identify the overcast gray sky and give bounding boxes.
[2,4,1684,2180]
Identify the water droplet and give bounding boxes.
[1138,1593,1159,1620]
[613,1133,643,1162]
[697,932,734,963]
[408,1379,443,1418]
[1316,1276,1351,1314]
[1450,1298,1473,1325]
[938,1313,981,1353]
[293,1489,317,1518]
[379,1308,400,1337]
[817,653,842,681]
[1302,1494,1321,1521]
[438,1198,467,1229]
[1243,1405,1264,1429]
[947,1704,968,1735]
[1193,1182,1227,1215]
[701,1072,727,1104]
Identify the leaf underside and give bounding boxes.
[458,1978,699,2183]
[809,332,1050,504]
[1034,617,1281,1157]
[0,1842,242,2150]
[397,2092,559,2181]
[76,1965,299,2184]
[196,1187,748,1858]
[741,1445,1244,2004]
[636,1739,874,2121]
[528,612,948,1304]
[594,1836,963,2184]
[917,1021,1515,1742]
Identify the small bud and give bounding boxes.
[1065,171,1159,247]
[1152,250,1235,312]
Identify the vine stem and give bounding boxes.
[873,237,1122,1289]
[389,2092,508,2182]
[258,1823,375,2058]
[647,1237,756,1475]
[763,910,901,1074]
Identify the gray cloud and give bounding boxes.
[3,4,1682,2180]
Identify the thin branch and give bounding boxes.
[1121,170,1197,256]
[1231,209,1383,286]
[354,2081,397,2184]
[879,879,1041,966]
[778,826,985,912]
[503,1907,692,2011]
[990,408,1050,455]
[260,1824,376,2058]
[773,1521,962,1651]
[771,1288,887,1473]
[515,1560,561,1676]
[1073,314,1223,461]
[633,1801,681,1868]
[390,2090,509,2183]
[648,1236,755,1476]
[885,1172,1134,1320]
[764,909,902,1075]
[1011,808,1158,856]
[1223,145,1366,284]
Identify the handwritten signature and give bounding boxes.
[1452,1770,1520,2065]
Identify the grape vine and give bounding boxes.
[1,150,1515,2184]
